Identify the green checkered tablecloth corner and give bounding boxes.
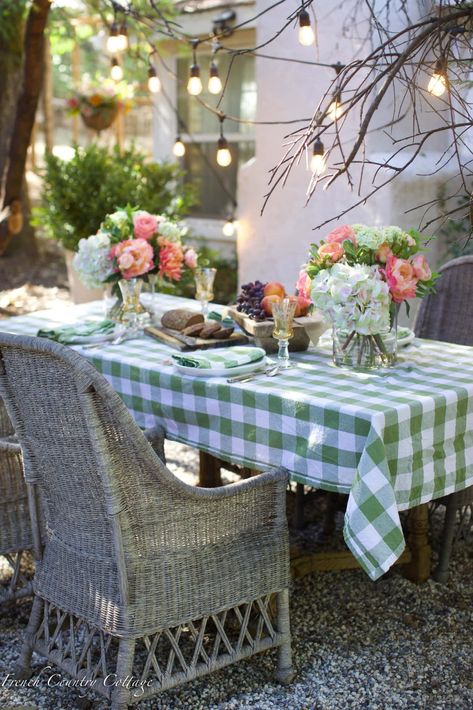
[2,295,473,581]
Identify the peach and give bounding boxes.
[261,294,281,316]
[287,295,311,317]
[263,281,286,299]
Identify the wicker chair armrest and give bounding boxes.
[0,435,21,453]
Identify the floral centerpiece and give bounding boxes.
[302,224,437,369]
[67,79,133,132]
[73,207,198,325]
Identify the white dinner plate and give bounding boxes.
[71,326,125,344]
[397,327,415,347]
[173,358,267,378]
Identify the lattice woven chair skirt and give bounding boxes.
[0,398,33,604]
[0,334,293,709]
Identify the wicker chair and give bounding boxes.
[414,255,473,583]
[0,333,292,709]
[0,397,33,603]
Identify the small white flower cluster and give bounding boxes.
[158,219,186,243]
[311,263,391,335]
[73,232,114,289]
[352,224,415,250]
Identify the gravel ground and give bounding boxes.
[1,441,472,710]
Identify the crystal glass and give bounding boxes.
[194,267,216,319]
[272,298,297,369]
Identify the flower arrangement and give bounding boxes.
[302,224,437,367]
[73,207,198,290]
[67,79,133,131]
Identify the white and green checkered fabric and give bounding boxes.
[3,295,473,581]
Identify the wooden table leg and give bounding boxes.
[199,451,223,487]
[403,503,432,584]
[294,483,305,530]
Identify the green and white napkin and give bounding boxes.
[37,319,117,344]
[172,346,265,370]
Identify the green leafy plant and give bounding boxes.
[33,144,196,251]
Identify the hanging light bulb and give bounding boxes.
[187,64,202,96]
[148,64,161,94]
[222,217,237,237]
[173,136,186,158]
[216,136,232,167]
[298,9,315,46]
[327,91,343,121]
[116,20,128,52]
[110,58,123,82]
[107,22,120,54]
[428,59,447,97]
[310,137,326,176]
[208,62,223,95]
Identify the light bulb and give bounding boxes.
[208,63,222,94]
[216,136,232,167]
[310,138,326,176]
[298,10,315,47]
[428,72,447,97]
[148,66,161,94]
[116,22,128,52]
[173,138,186,157]
[110,59,123,82]
[187,65,202,95]
[107,24,120,54]
[222,219,236,237]
[327,97,343,121]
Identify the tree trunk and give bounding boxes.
[0,0,51,256]
[0,3,25,187]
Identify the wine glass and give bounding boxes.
[272,298,297,369]
[194,267,216,319]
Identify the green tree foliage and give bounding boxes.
[33,144,196,250]
[0,0,29,56]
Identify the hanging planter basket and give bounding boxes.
[80,104,119,132]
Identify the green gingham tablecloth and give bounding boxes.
[3,294,473,581]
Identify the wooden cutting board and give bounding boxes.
[145,325,249,351]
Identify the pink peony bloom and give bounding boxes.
[411,253,431,281]
[318,241,344,262]
[326,224,357,246]
[384,256,418,303]
[296,269,312,300]
[184,248,198,269]
[113,238,154,279]
[159,240,184,281]
[133,211,158,240]
[376,242,393,264]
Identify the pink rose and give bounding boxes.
[411,254,431,281]
[113,238,154,279]
[384,256,418,303]
[159,240,184,281]
[318,241,344,262]
[184,248,198,269]
[296,269,312,300]
[133,211,158,240]
[326,225,357,246]
[375,242,393,264]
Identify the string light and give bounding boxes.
[116,20,128,52]
[208,62,223,95]
[173,136,186,157]
[310,137,326,175]
[148,64,161,94]
[222,217,237,237]
[107,22,120,54]
[428,58,447,97]
[110,57,123,81]
[216,117,232,167]
[327,91,343,121]
[298,9,315,47]
[187,40,202,96]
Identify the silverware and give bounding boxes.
[227,364,279,384]
[81,329,138,350]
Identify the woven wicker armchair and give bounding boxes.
[0,397,33,603]
[0,333,292,709]
[414,255,473,582]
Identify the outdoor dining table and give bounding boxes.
[2,293,473,583]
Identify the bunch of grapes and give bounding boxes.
[236,280,267,320]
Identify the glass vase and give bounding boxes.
[109,278,150,328]
[332,310,397,370]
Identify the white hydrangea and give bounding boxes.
[72,232,114,289]
[158,219,184,243]
[352,224,385,250]
[108,210,129,229]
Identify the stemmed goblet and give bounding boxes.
[194,267,216,319]
[272,298,297,369]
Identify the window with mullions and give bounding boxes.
[177,53,256,218]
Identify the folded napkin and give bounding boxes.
[172,346,265,370]
[37,319,116,344]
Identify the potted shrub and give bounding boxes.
[33,144,195,302]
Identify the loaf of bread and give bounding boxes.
[161,309,204,331]
[199,321,221,339]
[182,322,206,337]
[211,326,234,339]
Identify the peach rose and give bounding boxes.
[296,269,312,300]
[184,248,198,269]
[375,242,393,264]
[133,211,158,240]
[384,256,418,303]
[326,225,357,246]
[113,238,154,279]
[411,254,431,281]
[318,241,344,262]
[159,240,184,281]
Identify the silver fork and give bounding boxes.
[227,364,279,384]
[82,329,138,350]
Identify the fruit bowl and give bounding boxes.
[228,307,327,353]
